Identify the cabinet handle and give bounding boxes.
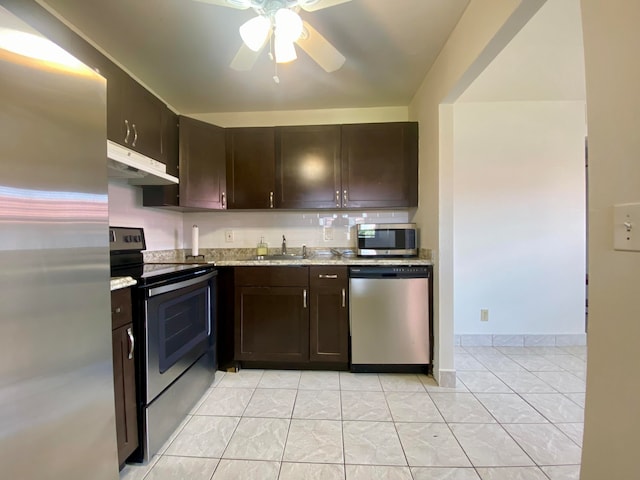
[124,119,131,144]
[335,190,340,207]
[318,274,338,279]
[342,288,346,308]
[112,306,122,315]
[343,189,348,208]
[126,327,135,360]
[269,191,274,209]
[303,289,307,308]
[132,124,138,147]
[221,192,226,208]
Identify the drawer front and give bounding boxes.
[234,266,308,287]
[310,266,348,287]
[111,287,132,330]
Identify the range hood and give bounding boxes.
[107,140,178,185]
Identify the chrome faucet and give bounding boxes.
[281,235,287,255]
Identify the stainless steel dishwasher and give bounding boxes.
[349,266,431,373]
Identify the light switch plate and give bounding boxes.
[614,203,640,251]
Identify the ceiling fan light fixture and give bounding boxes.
[239,15,271,51]
[274,8,303,42]
[274,35,297,63]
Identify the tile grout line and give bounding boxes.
[462,347,584,471]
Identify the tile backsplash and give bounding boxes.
[183,210,410,251]
[109,179,413,252]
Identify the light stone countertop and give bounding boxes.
[211,256,432,267]
[110,276,137,291]
[143,248,432,267]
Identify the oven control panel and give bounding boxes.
[110,226,146,252]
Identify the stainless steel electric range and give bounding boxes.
[110,226,217,463]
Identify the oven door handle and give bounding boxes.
[148,270,217,297]
[207,287,212,337]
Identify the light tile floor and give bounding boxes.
[120,345,585,480]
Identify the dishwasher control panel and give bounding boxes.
[349,266,431,278]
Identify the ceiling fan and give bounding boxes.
[194,0,350,73]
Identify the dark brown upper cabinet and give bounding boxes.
[161,107,179,177]
[275,125,341,209]
[226,122,417,211]
[143,116,226,210]
[178,117,226,209]
[226,127,276,209]
[107,67,164,162]
[341,122,418,208]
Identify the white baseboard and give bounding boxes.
[435,369,457,388]
[455,333,586,347]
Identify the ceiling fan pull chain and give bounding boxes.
[270,33,280,83]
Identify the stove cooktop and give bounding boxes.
[111,262,213,286]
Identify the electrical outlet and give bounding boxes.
[224,230,234,243]
[323,226,333,241]
[480,309,489,322]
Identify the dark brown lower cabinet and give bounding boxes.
[309,266,349,363]
[233,266,348,367]
[235,267,308,363]
[235,286,309,362]
[111,289,138,467]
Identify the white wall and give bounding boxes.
[453,101,586,335]
[580,0,640,478]
[409,0,543,385]
[108,180,183,251]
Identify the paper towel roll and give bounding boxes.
[192,225,199,256]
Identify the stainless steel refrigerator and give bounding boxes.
[0,6,118,479]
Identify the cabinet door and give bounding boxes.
[275,125,341,209]
[162,107,179,177]
[341,122,418,208]
[125,76,164,161]
[142,107,180,207]
[178,116,226,209]
[235,286,309,362]
[105,65,128,146]
[226,127,276,209]
[309,266,349,363]
[105,68,164,161]
[112,324,138,466]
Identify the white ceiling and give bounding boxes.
[39,0,470,114]
[458,0,586,102]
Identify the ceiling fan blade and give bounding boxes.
[230,42,263,71]
[298,0,352,12]
[296,21,345,72]
[192,0,252,9]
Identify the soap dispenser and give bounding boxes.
[257,236,268,257]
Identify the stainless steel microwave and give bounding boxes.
[356,223,418,257]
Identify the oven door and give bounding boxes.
[144,270,216,403]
